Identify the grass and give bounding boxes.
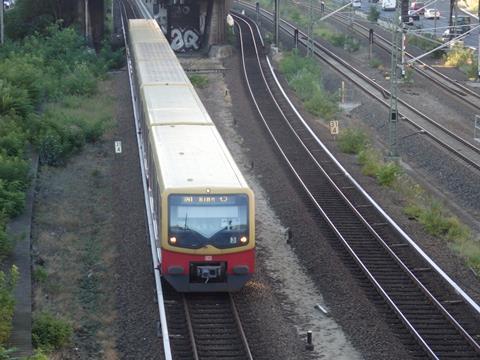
[367,6,380,22]
[279,50,338,120]
[32,313,72,352]
[338,128,368,154]
[403,200,479,273]
[407,34,445,59]
[31,78,117,358]
[337,127,479,274]
[0,266,19,344]
[369,58,383,69]
[443,45,477,79]
[189,74,209,88]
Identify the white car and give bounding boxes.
[442,28,464,42]
[424,8,440,19]
[3,0,11,8]
[352,0,362,8]
[381,0,396,11]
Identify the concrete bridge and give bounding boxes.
[83,0,232,52]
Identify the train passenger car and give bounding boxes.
[128,19,255,292]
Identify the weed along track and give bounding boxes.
[234,12,480,358]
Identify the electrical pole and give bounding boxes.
[274,0,279,48]
[449,0,454,40]
[401,24,406,77]
[0,0,4,45]
[308,0,314,56]
[477,0,480,79]
[388,5,400,161]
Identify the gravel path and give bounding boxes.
[112,69,165,359]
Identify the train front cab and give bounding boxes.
[160,189,255,292]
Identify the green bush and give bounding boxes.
[189,74,209,88]
[62,62,97,96]
[376,162,401,186]
[0,115,29,157]
[279,51,338,120]
[0,214,14,261]
[405,201,471,240]
[367,6,380,22]
[0,153,29,186]
[0,80,33,118]
[33,266,48,284]
[358,147,380,176]
[289,68,320,100]
[408,34,445,59]
[98,40,125,71]
[0,230,13,261]
[344,36,360,52]
[0,57,45,106]
[25,350,49,360]
[330,33,347,47]
[338,128,368,154]
[0,346,15,360]
[369,58,383,69]
[0,180,25,218]
[0,266,19,345]
[304,90,339,119]
[32,313,72,351]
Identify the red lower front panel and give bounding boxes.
[161,248,255,292]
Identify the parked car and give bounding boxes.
[408,9,420,21]
[399,15,415,25]
[452,15,471,33]
[424,8,440,19]
[3,0,11,9]
[442,28,464,42]
[352,0,362,8]
[381,0,396,11]
[410,2,425,15]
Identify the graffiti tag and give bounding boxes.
[171,28,200,52]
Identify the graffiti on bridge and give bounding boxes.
[171,27,201,51]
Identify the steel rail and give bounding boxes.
[236,1,480,171]
[277,0,480,107]
[235,1,480,317]
[181,292,254,359]
[325,5,480,108]
[121,3,173,359]
[233,13,438,358]
[233,12,480,357]
[229,294,254,360]
[182,295,200,360]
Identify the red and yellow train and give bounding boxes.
[129,19,255,292]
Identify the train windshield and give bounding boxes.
[168,194,249,249]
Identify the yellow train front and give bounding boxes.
[161,189,255,292]
[128,19,255,292]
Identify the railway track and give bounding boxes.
[316,2,480,111]
[236,1,480,172]
[234,12,480,358]
[163,283,253,360]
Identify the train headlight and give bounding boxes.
[169,236,177,244]
[240,236,248,244]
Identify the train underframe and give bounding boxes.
[161,249,255,292]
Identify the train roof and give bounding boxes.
[142,85,212,126]
[129,20,189,86]
[151,125,249,190]
[129,19,166,44]
[129,19,251,194]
